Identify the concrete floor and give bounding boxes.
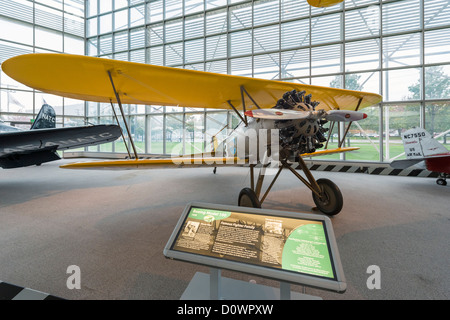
[0,159,448,300]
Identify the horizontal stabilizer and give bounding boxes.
[390,158,424,170]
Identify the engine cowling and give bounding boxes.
[273,90,329,158]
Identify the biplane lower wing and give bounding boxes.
[60,157,245,170]
[60,147,359,170]
[301,147,359,158]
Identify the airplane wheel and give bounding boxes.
[312,179,343,216]
[436,179,447,186]
[238,188,261,208]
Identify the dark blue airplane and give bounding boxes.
[0,104,121,169]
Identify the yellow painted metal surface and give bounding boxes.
[60,157,245,170]
[2,53,382,111]
[301,147,360,157]
[60,148,358,170]
[307,0,344,8]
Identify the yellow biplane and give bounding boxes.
[307,0,344,8]
[2,54,381,216]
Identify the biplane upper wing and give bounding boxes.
[307,0,344,8]
[2,53,381,112]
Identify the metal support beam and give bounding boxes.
[227,100,247,126]
[250,164,255,191]
[227,86,263,128]
[108,70,139,159]
[282,158,321,197]
[240,86,262,109]
[254,168,266,199]
[254,151,270,198]
[250,152,322,205]
[325,121,335,150]
[209,268,222,300]
[339,97,363,148]
[259,165,283,204]
[110,100,132,159]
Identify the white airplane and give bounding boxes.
[391,127,450,186]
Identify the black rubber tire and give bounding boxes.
[436,178,447,186]
[238,188,261,208]
[312,178,343,216]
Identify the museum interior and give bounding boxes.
[0,0,448,302]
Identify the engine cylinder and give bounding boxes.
[274,90,328,158]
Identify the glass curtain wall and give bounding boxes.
[0,0,85,130]
[86,0,449,162]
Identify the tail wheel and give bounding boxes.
[436,178,447,186]
[312,178,343,216]
[238,188,261,208]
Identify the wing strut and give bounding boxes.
[227,100,248,126]
[324,121,335,150]
[240,85,262,110]
[107,70,139,159]
[110,100,132,159]
[324,97,364,150]
[226,86,262,127]
[338,97,363,148]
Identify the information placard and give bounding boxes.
[164,202,346,293]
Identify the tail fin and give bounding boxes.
[402,127,448,159]
[31,104,56,130]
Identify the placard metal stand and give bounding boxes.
[180,268,322,300]
[210,268,221,300]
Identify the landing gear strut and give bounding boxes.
[436,173,448,186]
[238,153,343,216]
